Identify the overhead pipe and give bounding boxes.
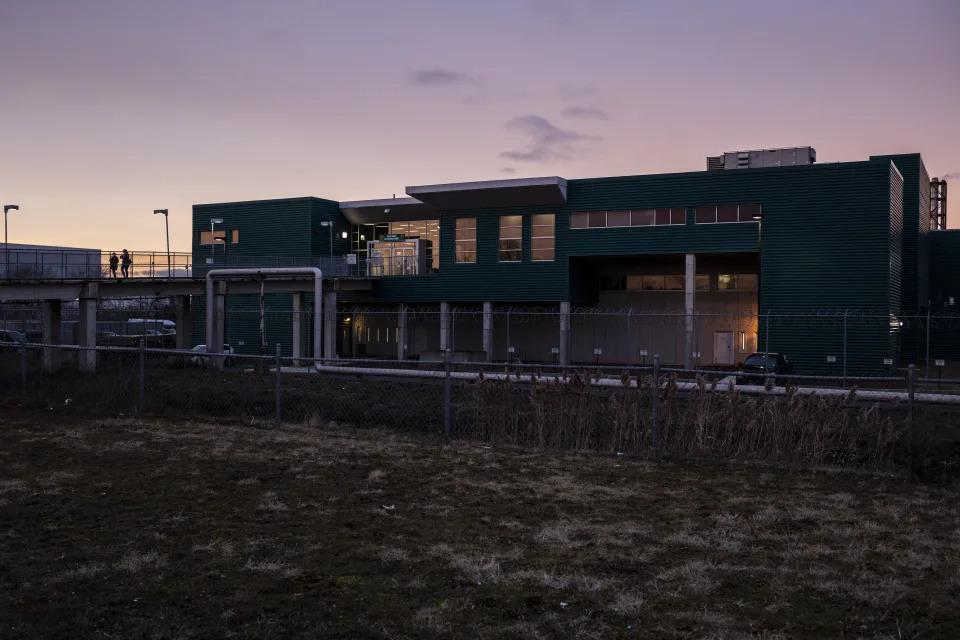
[205,268,323,360]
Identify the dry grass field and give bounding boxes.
[1,413,958,638]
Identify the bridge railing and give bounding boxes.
[1,249,194,280]
[2,250,438,280]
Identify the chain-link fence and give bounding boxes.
[2,341,958,479]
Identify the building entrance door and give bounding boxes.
[713,331,734,365]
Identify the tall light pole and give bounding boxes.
[4,205,19,280]
[210,218,223,262]
[153,209,170,277]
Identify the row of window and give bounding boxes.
[600,273,758,292]
[571,208,686,229]
[199,229,239,245]
[570,205,762,229]
[455,214,556,263]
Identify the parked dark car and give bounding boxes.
[0,330,25,344]
[738,352,793,386]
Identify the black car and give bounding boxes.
[0,330,25,344]
[738,352,793,386]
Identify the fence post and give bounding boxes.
[138,338,145,413]
[19,340,27,401]
[765,309,771,355]
[443,349,452,439]
[842,309,848,385]
[907,364,915,474]
[651,353,660,458]
[925,308,931,379]
[275,343,282,427]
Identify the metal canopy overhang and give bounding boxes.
[405,176,568,210]
[339,198,437,224]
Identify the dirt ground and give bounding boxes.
[1,414,958,639]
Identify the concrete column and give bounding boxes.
[684,253,696,369]
[559,301,571,366]
[292,292,305,365]
[482,302,493,362]
[174,295,192,351]
[439,302,450,352]
[42,299,62,372]
[323,290,337,360]
[397,303,408,361]
[77,284,98,373]
[211,282,226,369]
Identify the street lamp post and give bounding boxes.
[4,205,20,280]
[210,218,223,263]
[153,209,170,277]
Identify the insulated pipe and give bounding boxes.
[205,267,323,359]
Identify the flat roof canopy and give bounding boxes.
[339,197,438,224]
[406,176,567,210]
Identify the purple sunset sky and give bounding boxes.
[1,0,958,251]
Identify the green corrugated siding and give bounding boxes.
[930,231,960,310]
[871,154,927,312]
[191,198,314,353]
[310,197,351,258]
[192,198,313,268]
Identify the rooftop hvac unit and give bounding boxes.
[707,147,816,170]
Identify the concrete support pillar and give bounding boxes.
[482,302,493,362]
[397,303,408,361]
[77,284,98,373]
[42,299,62,372]
[684,253,696,369]
[439,302,451,352]
[559,301,571,366]
[323,290,337,360]
[174,295,192,351]
[292,292,305,365]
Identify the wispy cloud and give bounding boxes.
[562,105,611,120]
[500,167,516,174]
[499,115,600,162]
[408,68,479,87]
[940,172,960,181]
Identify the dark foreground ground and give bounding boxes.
[0,414,958,639]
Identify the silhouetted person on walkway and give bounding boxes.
[109,252,119,279]
[120,249,132,278]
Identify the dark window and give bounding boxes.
[655,209,672,225]
[717,205,739,223]
[606,210,631,227]
[625,275,643,291]
[631,209,655,226]
[739,204,761,221]
[670,208,687,225]
[588,211,607,228]
[570,212,589,228]
[696,206,717,224]
[696,274,710,291]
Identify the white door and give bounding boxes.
[714,331,734,365]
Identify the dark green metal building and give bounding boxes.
[192,148,955,374]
